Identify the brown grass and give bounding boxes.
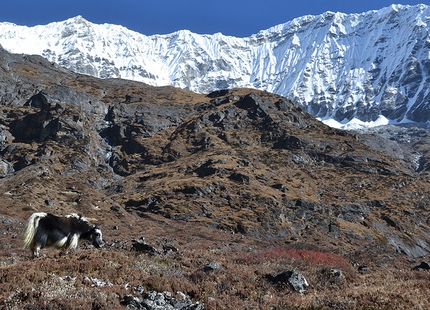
[1,54,430,309]
[2,200,429,310]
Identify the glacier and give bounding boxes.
[0,4,430,128]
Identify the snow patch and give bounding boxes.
[320,115,391,130]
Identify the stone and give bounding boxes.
[120,294,143,309]
[132,237,161,256]
[203,262,220,272]
[163,244,179,254]
[120,289,204,310]
[207,89,230,98]
[328,269,344,284]
[0,159,14,178]
[228,173,250,185]
[413,261,430,271]
[265,270,309,293]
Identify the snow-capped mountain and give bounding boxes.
[0,4,430,128]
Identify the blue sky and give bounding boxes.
[1,0,429,36]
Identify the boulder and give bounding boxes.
[413,261,430,271]
[328,268,344,284]
[120,290,204,310]
[0,159,14,177]
[202,262,220,272]
[131,237,161,256]
[265,270,309,293]
[207,89,230,98]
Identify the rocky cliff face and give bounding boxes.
[1,4,430,126]
[0,47,430,258]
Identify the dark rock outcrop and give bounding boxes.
[413,261,430,271]
[265,270,309,293]
[132,237,161,255]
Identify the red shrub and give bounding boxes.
[239,246,351,269]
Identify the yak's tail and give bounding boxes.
[23,212,46,249]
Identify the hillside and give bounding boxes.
[1,4,430,127]
[1,47,430,309]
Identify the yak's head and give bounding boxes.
[89,227,104,248]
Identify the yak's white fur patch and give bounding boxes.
[32,212,48,218]
[68,234,79,250]
[66,213,88,222]
[23,212,48,249]
[54,236,68,248]
[95,228,102,239]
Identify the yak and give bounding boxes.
[23,212,103,257]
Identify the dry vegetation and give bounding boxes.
[1,212,430,309]
[1,48,430,309]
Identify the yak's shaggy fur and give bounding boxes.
[23,212,103,257]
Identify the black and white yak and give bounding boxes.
[23,212,104,257]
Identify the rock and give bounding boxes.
[120,290,204,310]
[274,135,306,150]
[83,276,113,287]
[125,94,142,103]
[24,91,50,110]
[0,159,14,177]
[181,185,215,196]
[132,237,161,256]
[120,294,143,308]
[0,124,12,148]
[272,183,288,192]
[44,199,54,206]
[202,262,220,272]
[207,89,230,98]
[228,173,250,185]
[338,204,369,222]
[141,291,169,310]
[110,205,121,212]
[265,270,309,293]
[328,269,344,284]
[163,244,178,254]
[413,261,430,271]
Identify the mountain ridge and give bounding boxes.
[0,4,430,129]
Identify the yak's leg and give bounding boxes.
[66,234,79,250]
[31,245,41,258]
[31,232,48,258]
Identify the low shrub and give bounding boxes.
[238,246,352,270]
